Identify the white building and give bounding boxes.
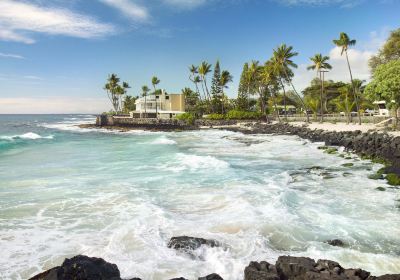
[131,90,185,119]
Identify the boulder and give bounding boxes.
[326,239,345,247]
[29,255,121,280]
[168,236,220,251]
[276,256,317,280]
[244,261,279,280]
[198,273,224,280]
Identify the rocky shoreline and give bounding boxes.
[222,122,400,177]
[30,236,399,280]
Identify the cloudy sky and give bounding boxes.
[0,0,399,113]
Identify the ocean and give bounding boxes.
[0,114,399,279]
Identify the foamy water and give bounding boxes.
[0,115,399,279]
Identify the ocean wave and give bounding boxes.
[150,136,177,145]
[0,132,54,141]
[162,153,230,172]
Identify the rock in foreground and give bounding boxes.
[29,254,400,280]
[29,255,121,280]
[167,236,220,251]
[245,256,400,280]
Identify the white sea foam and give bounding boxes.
[151,136,177,145]
[0,132,54,141]
[1,128,400,280]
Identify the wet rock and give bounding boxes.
[244,261,279,280]
[29,255,121,280]
[325,239,345,247]
[170,278,188,280]
[198,273,224,280]
[276,256,317,280]
[168,236,220,251]
[344,268,370,280]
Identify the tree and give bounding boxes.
[365,60,400,127]
[237,63,249,110]
[369,28,400,74]
[123,95,138,112]
[141,85,150,118]
[307,54,332,122]
[211,60,222,112]
[182,87,199,115]
[151,76,161,117]
[246,61,259,110]
[333,32,361,125]
[219,70,233,114]
[198,61,212,103]
[336,85,354,124]
[272,44,310,122]
[103,74,129,113]
[189,65,202,100]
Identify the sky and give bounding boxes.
[0,0,399,114]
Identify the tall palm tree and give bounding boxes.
[141,85,150,118]
[259,60,276,120]
[104,74,121,112]
[198,61,212,102]
[121,82,131,112]
[333,32,361,125]
[189,65,203,101]
[246,61,259,110]
[307,54,332,122]
[273,44,310,122]
[151,76,160,117]
[219,70,233,114]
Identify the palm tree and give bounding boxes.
[219,70,233,114]
[120,82,131,112]
[141,85,150,118]
[273,44,310,122]
[104,74,121,112]
[307,54,332,122]
[333,32,361,125]
[246,61,259,110]
[151,76,161,117]
[198,61,212,102]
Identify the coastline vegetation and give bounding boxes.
[101,28,400,129]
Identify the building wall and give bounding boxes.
[169,94,185,111]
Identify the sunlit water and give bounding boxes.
[0,115,399,280]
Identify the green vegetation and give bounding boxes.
[341,163,354,167]
[369,28,400,74]
[176,112,195,125]
[365,60,400,127]
[386,173,400,186]
[102,27,400,128]
[324,148,338,154]
[103,74,130,113]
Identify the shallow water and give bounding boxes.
[0,115,399,280]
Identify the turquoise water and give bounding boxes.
[0,115,399,280]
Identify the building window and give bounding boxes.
[165,96,170,100]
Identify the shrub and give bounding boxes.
[225,110,261,120]
[205,113,225,120]
[386,173,400,186]
[176,113,195,125]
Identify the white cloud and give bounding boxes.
[98,0,149,21]
[0,97,110,114]
[0,0,115,44]
[0,52,25,59]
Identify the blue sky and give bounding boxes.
[0,0,399,113]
